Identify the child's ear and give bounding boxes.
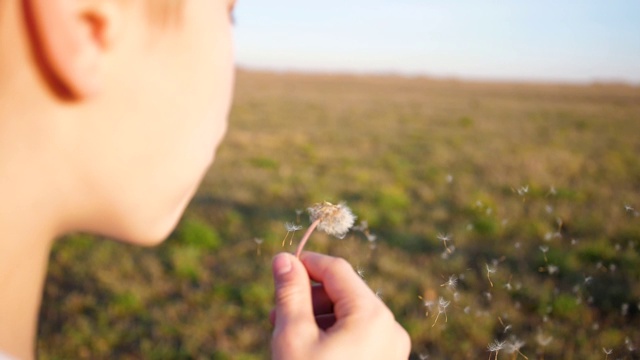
[25,0,121,99]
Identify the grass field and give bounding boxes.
[38,71,640,359]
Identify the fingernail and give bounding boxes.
[273,253,292,276]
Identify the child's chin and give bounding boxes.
[119,202,189,247]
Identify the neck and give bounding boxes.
[0,101,61,360]
[0,208,55,360]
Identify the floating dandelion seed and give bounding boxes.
[294,202,356,258]
[624,204,634,212]
[603,348,613,360]
[282,222,303,246]
[486,263,497,287]
[356,266,366,279]
[505,339,528,359]
[432,297,450,327]
[516,185,529,196]
[625,337,636,352]
[253,237,263,255]
[497,316,512,334]
[437,233,453,253]
[418,295,435,317]
[539,245,549,262]
[536,333,553,347]
[441,275,458,291]
[487,340,506,360]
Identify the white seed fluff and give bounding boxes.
[307,202,356,239]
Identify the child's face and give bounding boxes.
[73,0,236,244]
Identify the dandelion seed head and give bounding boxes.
[307,201,356,239]
[547,264,559,275]
[603,348,613,355]
[539,245,549,253]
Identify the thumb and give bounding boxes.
[272,253,316,335]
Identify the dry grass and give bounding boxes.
[39,71,640,359]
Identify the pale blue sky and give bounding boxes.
[233,1,640,83]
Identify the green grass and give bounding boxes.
[38,71,640,359]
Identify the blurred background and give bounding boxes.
[39,1,639,359]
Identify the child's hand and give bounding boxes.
[270,252,411,359]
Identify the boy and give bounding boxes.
[0,0,410,358]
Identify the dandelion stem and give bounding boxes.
[295,218,322,258]
[487,272,494,287]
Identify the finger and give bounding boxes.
[300,252,377,319]
[271,253,317,335]
[270,284,332,327]
[311,283,333,316]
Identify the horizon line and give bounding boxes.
[236,64,640,88]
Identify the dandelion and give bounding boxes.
[624,204,634,213]
[547,264,559,275]
[432,297,450,327]
[603,348,612,360]
[294,202,356,258]
[486,263,497,287]
[356,266,366,279]
[487,339,506,360]
[437,233,453,253]
[441,275,458,291]
[282,222,303,246]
